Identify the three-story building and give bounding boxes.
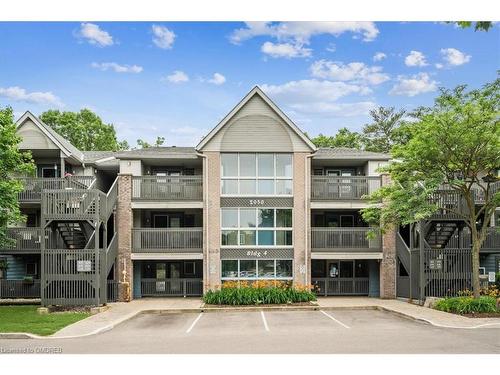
[1,86,498,305]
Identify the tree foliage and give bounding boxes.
[135,136,165,149]
[310,106,411,154]
[361,79,500,298]
[454,21,493,32]
[0,106,35,247]
[362,107,410,154]
[311,128,362,149]
[39,109,129,151]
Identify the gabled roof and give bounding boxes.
[16,111,84,162]
[314,147,391,160]
[196,86,317,152]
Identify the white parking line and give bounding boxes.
[186,313,203,334]
[320,310,350,329]
[260,311,270,332]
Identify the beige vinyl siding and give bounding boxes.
[18,119,60,150]
[203,95,311,152]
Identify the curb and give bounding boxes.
[1,304,499,339]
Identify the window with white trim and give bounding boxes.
[221,208,293,247]
[221,259,293,280]
[221,153,293,196]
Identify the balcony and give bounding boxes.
[132,228,203,253]
[0,228,60,253]
[311,227,381,252]
[132,176,203,201]
[311,176,381,201]
[17,176,95,202]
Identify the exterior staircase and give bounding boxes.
[56,222,88,249]
[425,222,458,249]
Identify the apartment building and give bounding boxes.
[1,86,498,305]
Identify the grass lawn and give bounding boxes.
[0,305,90,336]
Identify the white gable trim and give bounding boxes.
[16,111,74,159]
[196,86,317,152]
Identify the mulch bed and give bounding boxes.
[460,312,500,318]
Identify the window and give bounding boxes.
[222,260,238,278]
[221,209,238,228]
[184,261,196,276]
[221,208,292,247]
[221,259,293,280]
[239,260,257,278]
[355,260,369,278]
[26,263,37,276]
[221,154,238,176]
[221,153,293,196]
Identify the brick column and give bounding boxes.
[116,173,133,302]
[293,153,308,286]
[380,173,396,299]
[204,152,221,291]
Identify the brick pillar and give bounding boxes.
[293,153,308,286]
[116,173,133,302]
[204,152,221,291]
[380,173,396,299]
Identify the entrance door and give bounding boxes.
[41,167,57,178]
[169,262,182,293]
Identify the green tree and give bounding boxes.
[361,79,500,298]
[453,21,493,32]
[136,136,165,149]
[0,106,35,247]
[311,128,362,149]
[362,107,408,154]
[39,109,129,151]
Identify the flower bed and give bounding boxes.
[203,280,316,305]
[434,296,498,315]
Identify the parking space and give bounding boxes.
[1,309,499,353]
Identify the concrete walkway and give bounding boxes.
[317,297,500,329]
[2,296,499,339]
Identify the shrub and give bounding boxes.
[203,280,316,305]
[496,272,500,288]
[434,296,498,314]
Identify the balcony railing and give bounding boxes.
[1,228,61,253]
[312,277,370,296]
[17,176,95,202]
[132,176,203,201]
[132,228,203,253]
[311,176,382,201]
[311,227,381,251]
[0,279,41,299]
[141,278,203,297]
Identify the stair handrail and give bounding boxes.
[104,177,118,220]
[83,231,96,250]
[105,233,118,274]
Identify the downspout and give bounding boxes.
[304,152,315,286]
[196,152,209,291]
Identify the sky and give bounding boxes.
[0,21,498,147]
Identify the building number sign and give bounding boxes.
[246,250,268,258]
[249,199,265,206]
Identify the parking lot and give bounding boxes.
[1,309,499,354]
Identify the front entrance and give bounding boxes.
[312,259,371,296]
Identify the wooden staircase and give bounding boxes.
[56,222,87,249]
[426,222,458,249]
